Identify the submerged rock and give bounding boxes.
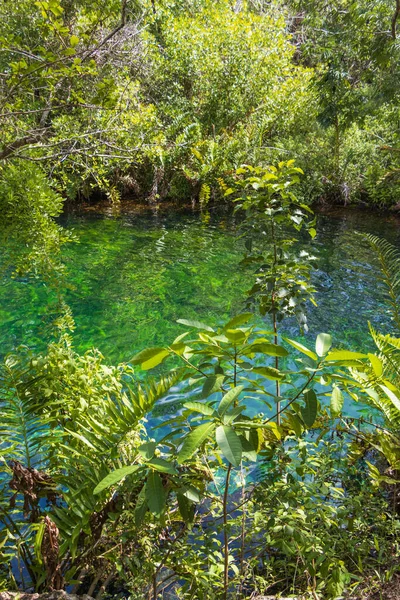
[312,269,334,290]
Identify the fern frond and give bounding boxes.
[366,234,400,330]
[369,323,400,386]
[0,353,54,468]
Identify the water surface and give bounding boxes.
[1,206,399,363]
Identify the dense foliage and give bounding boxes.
[1,160,400,598]
[1,0,400,213]
[2,1,400,598]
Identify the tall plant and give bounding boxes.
[223,161,317,422]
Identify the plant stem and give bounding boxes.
[239,465,246,594]
[270,220,281,425]
[223,464,232,600]
[153,571,157,599]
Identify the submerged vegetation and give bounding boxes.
[2,1,400,599]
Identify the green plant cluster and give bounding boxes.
[2,0,400,215]
[1,161,400,599]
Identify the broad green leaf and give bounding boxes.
[202,374,224,398]
[138,441,157,460]
[301,389,317,428]
[284,338,317,361]
[215,425,242,466]
[135,486,147,526]
[218,385,244,415]
[249,343,288,357]
[225,329,246,343]
[285,412,303,437]
[131,347,169,369]
[146,457,177,475]
[224,405,246,424]
[253,366,283,380]
[178,422,216,464]
[326,350,367,362]
[183,401,215,416]
[145,471,165,517]
[223,313,253,330]
[177,493,193,522]
[181,485,201,502]
[316,333,332,357]
[177,319,215,332]
[239,434,258,462]
[330,386,344,417]
[94,465,140,495]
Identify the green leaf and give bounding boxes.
[94,465,140,495]
[239,435,257,462]
[224,405,246,425]
[223,313,253,330]
[218,385,244,415]
[146,457,177,475]
[284,338,317,361]
[380,385,400,412]
[138,441,157,460]
[177,493,193,522]
[368,354,383,377]
[69,35,79,47]
[145,471,165,517]
[225,329,246,343]
[215,425,242,466]
[135,486,147,526]
[176,319,215,332]
[183,401,215,416]
[249,343,288,357]
[131,347,169,369]
[326,350,367,362]
[181,485,201,502]
[253,366,283,380]
[285,412,303,437]
[265,421,282,440]
[178,422,216,464]
[316,333,332,357]
[202,374,224,398]
[301,389,317,428]
[330,386,344,417]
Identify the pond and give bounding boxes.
[0,205,399,365]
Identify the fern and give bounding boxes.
[0,336,182,590]
[366,234,400,331]
[0,353,54,468]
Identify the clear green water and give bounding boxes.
[0,206,399,363]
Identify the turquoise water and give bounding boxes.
[0,206,399,364]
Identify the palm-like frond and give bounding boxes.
[369,323,400,386]
[366,234,400,331]
[0,353,54,468]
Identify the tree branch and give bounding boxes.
[392,0,400,39]
[0,130,49,161]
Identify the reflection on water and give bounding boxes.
[0,206,400,364]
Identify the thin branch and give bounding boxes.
[82,0,128,60]
[392,0,400,38]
